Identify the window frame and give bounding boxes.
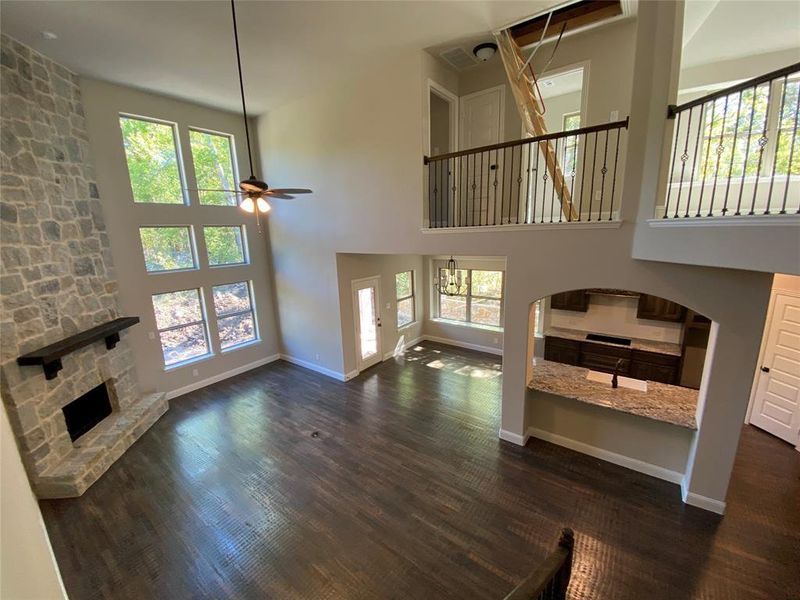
[152,287,213,369]
[119,113,189,206]
[187,126,241,207]
[211,280,260,351]
[395,270,416,329]
[203,224,250,268]
[435,267,505,330]
[697,76,799,181]
[562,112,581,176]
[138,225,199,274]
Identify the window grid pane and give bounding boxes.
[397,297,414,328]
[120,116,185,204]
[212,281,257,349]
[139,226,196,273]
[151,288,210,366]
[204,226,247,266]
[436,266,504,328]
[189,129,238,206]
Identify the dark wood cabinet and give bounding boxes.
[550,290,589,312]
[544,337,681,385]
[629,350,680,385]
[636,294,687,322]
[543,336,581,365]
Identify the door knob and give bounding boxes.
[761,366,770,373]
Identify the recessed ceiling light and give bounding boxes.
[41,31,58,40]
[542,80,555,88]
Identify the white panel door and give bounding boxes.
[459,86,504,225]
[751,293,800,444]
[352,277,382,372]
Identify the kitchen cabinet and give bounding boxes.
[629,350,680,385]
[544,336,681,385]
[550,290,588,312]
[580,341,631,374]
[636,294,687,322]
[543,336,581,365]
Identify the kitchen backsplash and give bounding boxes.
[547,293,683,344]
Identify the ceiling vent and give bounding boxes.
[440,47,478,71]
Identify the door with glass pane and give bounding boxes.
[352,277,382,372]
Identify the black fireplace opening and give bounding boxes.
[62,382,113,442]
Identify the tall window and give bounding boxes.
[436,268,504,329]
[152,289,211,367]
[562,112,581,175]
[189,129,238,206]
[395,271,415,328]
[699,77,799,179]
[212,282,257,350]
[120,115,185,204]
[121,113,262,368]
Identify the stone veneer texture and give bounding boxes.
[0,34,165,497]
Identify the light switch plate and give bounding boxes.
[148,331,155,340]
[610,110,619,121]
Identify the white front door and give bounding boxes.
[460,85,505,225]
[353,277,382,372]
[751,292,800,444]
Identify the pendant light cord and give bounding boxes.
[231,0,255,178]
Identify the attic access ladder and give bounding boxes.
[492,1,624,222]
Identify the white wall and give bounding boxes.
[81,79,282,398]
[547,293,684,344]
[258,4,774,510]
[1,404,67,600]
[541,91,583,134]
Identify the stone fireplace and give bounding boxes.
[0,34,167,498]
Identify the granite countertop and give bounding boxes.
[527,359,698,429]
[545,327,683,356]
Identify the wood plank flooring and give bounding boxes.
[40,343,800,599]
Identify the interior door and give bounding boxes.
[751,292,800,444]
[460,86,504,225]
[353,277,382,372]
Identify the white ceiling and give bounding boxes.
[0,0,559,115]
[681,0,800,68]
[539,68,583,99]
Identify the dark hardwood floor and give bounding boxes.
[40,343,799,600]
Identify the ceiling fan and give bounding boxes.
[191,0,311,229]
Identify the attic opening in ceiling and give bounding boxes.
[509,0,624,48]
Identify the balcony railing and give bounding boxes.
[424,119,628,228]
[662,62,800,219]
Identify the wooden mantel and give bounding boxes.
[17,317,140,380]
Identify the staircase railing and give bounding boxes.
[424,120,628,228]
[503,528,574,600]
[662,62,800,219]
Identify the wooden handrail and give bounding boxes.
[503,528,575,600]
[423,119,629,164]
[667,61,800,118]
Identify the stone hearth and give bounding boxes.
[0,34,167,498]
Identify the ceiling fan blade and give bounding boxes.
[264,193,295,200]
[266,188,312,195]
[185,188,243,194]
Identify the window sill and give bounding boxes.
[164,352,215,372]
[221,338,261,353]
[431,318,503,333]
[397,321,418,331]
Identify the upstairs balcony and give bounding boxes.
[423,119,629,230]
[634,62,800,276]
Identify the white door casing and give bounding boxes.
[352,277,382,373]
[750,291,800,445]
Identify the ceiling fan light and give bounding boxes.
[256,197,271,213]
[240,197,255,213]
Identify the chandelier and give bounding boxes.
[434,256,469,296]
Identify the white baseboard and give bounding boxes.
[422,335,503,356]
[680,479,726,514]
[526,426,684,485]
[166,354,281,400]
[343,369,359,381]
[499,428,529,446]
[280,354,348,381]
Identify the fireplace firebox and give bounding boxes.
[62,382,113,442]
